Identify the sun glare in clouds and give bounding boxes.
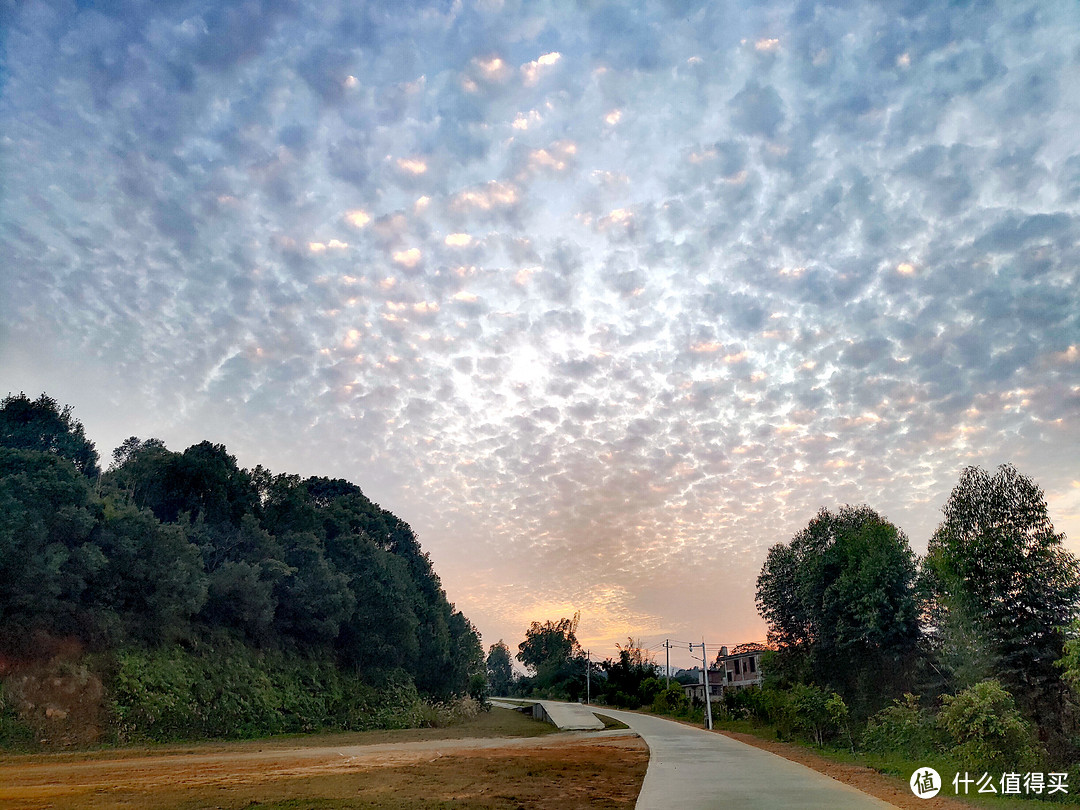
[521,52,561,85]
[392,248,422,268]
[344,210,370,228]
[396,158,428,175]
[4,0,1079,656]
[444,233,473,247]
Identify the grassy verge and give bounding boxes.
[593,714,630,731]
[0,708,557,766]
[708,717,1080,809]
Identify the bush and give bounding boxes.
[0,681,35,749]
[789,684,834,746]
[107,641,427,742]
[652,684,691,716]
[414,696,484,728]
[938,680,1040,773]
[862,694,939,759]
[639,677,665,706]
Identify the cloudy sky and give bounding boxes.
[3,0,1079,669]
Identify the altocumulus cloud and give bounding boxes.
[2,0,1079,659]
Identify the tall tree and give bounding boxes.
[486,640,514,696]
[0,448,102,650]
[924,464,1080,747]
[756,505,922,712]
[517,613,581,689]
[0,393,100,477]
[601,639,659,708]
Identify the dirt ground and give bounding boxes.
[0,731,648,809]
[718,729,984,809]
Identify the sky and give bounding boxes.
[2,0,1079,672]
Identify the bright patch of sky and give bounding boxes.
[2,0,1079,667]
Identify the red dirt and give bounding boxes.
[0,732,648,809]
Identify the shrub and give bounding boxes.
[862,694,939,759]
[789,684,832,745]
[826,692,854,752]
[652,684,691,716]
[639,677,665,706]
[107,642,429,742]
[938,680,1040,773]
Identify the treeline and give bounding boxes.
[752,464,1080,771]
[485,615,689,714]
[492,463,1080,778]
[0,393,484,742]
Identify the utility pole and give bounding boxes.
[701,640,713,731]
[689,641,714,731]
[586,649,591,705]
[664,639,671,687]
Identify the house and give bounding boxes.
[714,642,768,690]
[679,667,723,704]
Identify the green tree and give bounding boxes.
[924,464,1080,749]
[486,640,514,696]
[517,613,582,693]
[92,498,207,644]
[756,505,922,713]
[446,610,485,699]
[0,393,100,477]
[0,448,103,650]
[601,639,660,708]
[517,614,580,673]
[274,531,354,648]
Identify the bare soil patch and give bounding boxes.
[0,729,646,809]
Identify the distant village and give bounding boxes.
[672,642,769,703]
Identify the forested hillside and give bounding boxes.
[0,393,484,745]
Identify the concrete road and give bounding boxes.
[490,698,605,730]
[597,708,898,809]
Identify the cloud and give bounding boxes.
[2,0,1079,660]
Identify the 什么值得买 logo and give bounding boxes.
[910,767,941,798]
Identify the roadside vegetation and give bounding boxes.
[0,393,486,749]
[500,463,1080,804]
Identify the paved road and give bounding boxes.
[490,698,605,730]
[596,707,898,809]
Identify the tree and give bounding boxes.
[0,393,100,477]
[517,613,580,676]
[756,505,922,712]
[486,640,514,696]
[0,448,102,650]
[517,613,586,696]
[92,498,207,645]
[601,639,660,708]
[924,464,1080,747]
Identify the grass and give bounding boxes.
[0,707,558,767]
[593,714,630,731]
[707,716,1080,808]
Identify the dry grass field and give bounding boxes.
[0,708,648,810]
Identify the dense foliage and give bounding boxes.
[486,640,514,696]
[755,505,922,714]
[925,464,1080,750]
[749,464,1080,774]
[514,613,593,700]
[0,394,483,707]
[599,640,662,709]
[108,640,429,741]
